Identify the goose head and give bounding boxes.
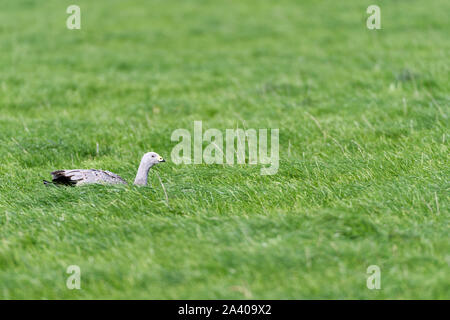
[133,152,166,186]
[142,152,166,166]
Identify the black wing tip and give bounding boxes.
[47,170,78,186]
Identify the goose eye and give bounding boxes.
[152,155,155,157]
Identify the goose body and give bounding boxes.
[44,152,165,186]
[48,169,128,186]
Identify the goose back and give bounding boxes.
[50,169,127,186]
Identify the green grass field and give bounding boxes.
[0,0,449,299]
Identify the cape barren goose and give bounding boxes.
[44,152,165,186]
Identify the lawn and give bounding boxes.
[0,0,448,299]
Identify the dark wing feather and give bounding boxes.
[51,170,80,186]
